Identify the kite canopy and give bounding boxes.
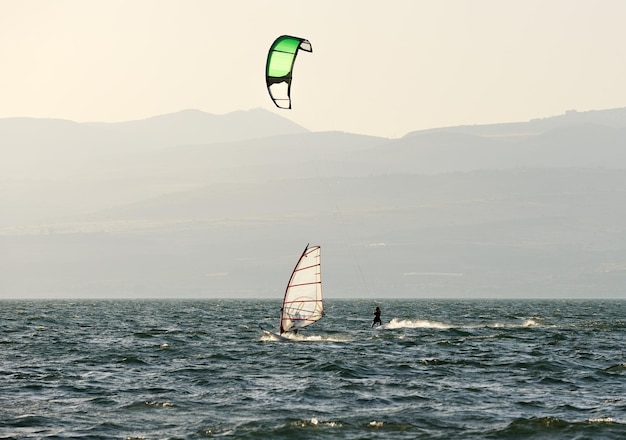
[266,35,312,109]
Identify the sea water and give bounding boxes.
[1,299,625,439]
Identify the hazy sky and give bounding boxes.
[1,0,625,138]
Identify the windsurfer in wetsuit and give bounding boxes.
[371,306,382,328]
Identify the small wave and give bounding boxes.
[587,417,614,423]
[485,318,542,329]
[500,416,570,433]
[144,401,173,408]
[120,356,148,365]
[383,318,451,330]
[292,334,351,342]
[260,330,351,343]
[134,328,178,338]
[291,418,342,428]
[604,363,626,373]
[7,414,49,428]
[495,416,621,436]
[420,358,446,366]
[260,333,282,342]
[123,400,174,410]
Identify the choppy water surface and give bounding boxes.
[1,299,625,439]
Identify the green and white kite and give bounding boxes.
[265,35,312,109]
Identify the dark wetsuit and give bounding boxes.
[372,307,382,327]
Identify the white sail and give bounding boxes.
[280,245,323,334]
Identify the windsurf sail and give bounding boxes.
[280,244,323,334]
[266,35,312,109]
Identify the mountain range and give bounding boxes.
[2,107,626,298]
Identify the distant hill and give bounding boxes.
[0,108,308,161]
[2,106,626,222]
[85,108,309,148]
[404,107,626,137]
[2,106,626,298]
[3,106,625,174]
[353,123,626,174]
[386,107,626,173]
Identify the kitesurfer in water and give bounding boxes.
[371,306,382,328]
